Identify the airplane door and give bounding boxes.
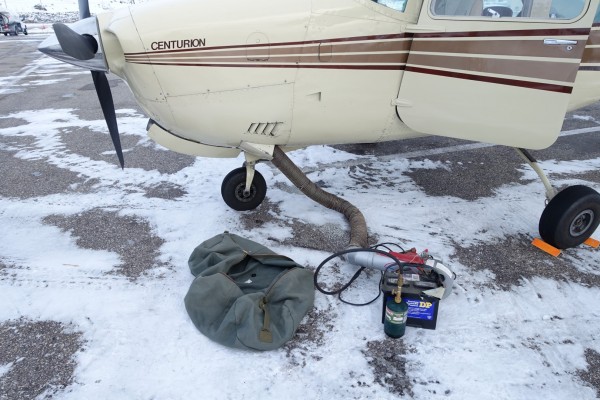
[396,0,597,149]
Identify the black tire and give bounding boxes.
[221,167,267,211]
[539,185,600,249]
[3,33,7,36]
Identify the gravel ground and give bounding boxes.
[0,319,84,400]
[578,349,600,398]
[44,209,168,280]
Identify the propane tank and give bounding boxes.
[383,275,408,338]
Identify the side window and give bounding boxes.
[546,0,586,19]
[431,0,586,19]
[431,0,523,16]
[373,0,409,12]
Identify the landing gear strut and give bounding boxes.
[516,148,600,249]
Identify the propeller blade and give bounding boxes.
[91,71,125,168]
[79,0,91,19]
[53,23,98,61]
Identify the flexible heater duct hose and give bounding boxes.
[271,147,454,300]
[271,146,369,249]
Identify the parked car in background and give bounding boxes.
[0,11,28,36]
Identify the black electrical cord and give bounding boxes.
[371,243,406,253]
[314,247,405,306]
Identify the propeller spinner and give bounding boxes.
[38,1,125,168]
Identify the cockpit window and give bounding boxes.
[432,0,522,16]
[373,0,408,12]
[431,0,587,19]
[547,0,586,19]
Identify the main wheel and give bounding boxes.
[539,185,600,249]
[221,167,267,211]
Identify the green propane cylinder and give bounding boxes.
[384,296,408,338]
[384,275,408,338]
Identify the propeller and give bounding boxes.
[47,0,125,168]
[52,23,97,60]
[79,0,91,19]
[92,70,125,169]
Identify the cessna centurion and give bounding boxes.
[39,0,600,251]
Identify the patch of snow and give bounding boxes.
[0,362,13,378]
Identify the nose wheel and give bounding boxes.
[539,185,600,249]
[221,166,267,211]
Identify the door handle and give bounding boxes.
[544,39,578,45]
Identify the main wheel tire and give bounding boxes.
[539,185,600,249]
[221,167,267,211]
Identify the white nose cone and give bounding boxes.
[38,17,108,72]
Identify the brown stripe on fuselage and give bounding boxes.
[585,28,600,46]
[411,38,584,59]
[124,32,412,57]
[125,40,412,60]
[405,66,573,94]
[128,52,409,65]
[316,39,412,54]
[582,46,600,64]
[413,28,590,39]
[408,54,578,83]
[124,28,589,91]
[125,29,587,57]
[124,61,406,70]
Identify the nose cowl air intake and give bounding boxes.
[38,17,108,72]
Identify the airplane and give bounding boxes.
[38,0,600,257]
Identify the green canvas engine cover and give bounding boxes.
[184,232,315,351]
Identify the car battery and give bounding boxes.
[381,293,439,330]
[380,265,440,330]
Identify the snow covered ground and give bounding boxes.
[1,3,600,399]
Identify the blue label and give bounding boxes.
[405,298,436,321]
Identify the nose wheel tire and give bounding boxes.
[221,167,267,211]
[539,185,600,249]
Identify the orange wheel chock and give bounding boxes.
[531,238,561,257]
[584,237,600,249]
